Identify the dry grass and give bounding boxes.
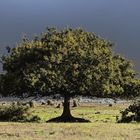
[0,102,139,140]
[0,122,140,140]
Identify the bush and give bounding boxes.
[117,100,140,123]
[0,104,41,122]
[72,100,78,107]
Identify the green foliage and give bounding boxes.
[0,104,41,122]
[117,100,140,123]
[0,27,139,98]
[101,55,140,97]
[123,79,140,97]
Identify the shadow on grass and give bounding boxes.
[46,116,90,123]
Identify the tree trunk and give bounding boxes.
[61,95,72,118]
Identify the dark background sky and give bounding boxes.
[0,0,140,75]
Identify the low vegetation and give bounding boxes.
[0,101,130,123]
[117,100,140,123]
[0,102,139,140]
[0,104,41,122]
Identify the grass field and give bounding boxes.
[0,102,140,140]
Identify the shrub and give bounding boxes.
[117,100,140,123]
[29,100,36,108]
[0,104,41,122]
[47,100,54,106]
[72,100,78,107]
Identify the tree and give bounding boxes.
[1,27,139,122]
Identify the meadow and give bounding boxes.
[0,102,140,140]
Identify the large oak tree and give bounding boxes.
[1,27,139,121]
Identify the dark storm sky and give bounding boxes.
[0,0,140,74]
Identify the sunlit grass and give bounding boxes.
[30,103,129,123]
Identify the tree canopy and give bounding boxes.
[1,27,139,98]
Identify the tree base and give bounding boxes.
[46,116,90,123]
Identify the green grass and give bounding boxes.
[31,103,129,123]
[0,103,140,140]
